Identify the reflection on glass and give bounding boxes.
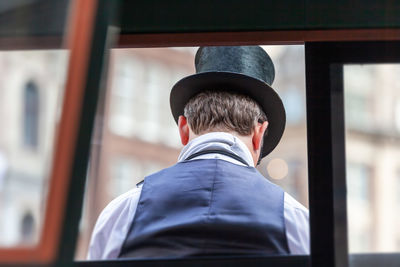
[76,46,308,260]
[0,50,68,247]
[345,64,400,253]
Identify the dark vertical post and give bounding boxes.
[305,43,348,267]
[55,0,119,265]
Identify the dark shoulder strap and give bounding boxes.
[136,179,144,187]
[185,149,249,166]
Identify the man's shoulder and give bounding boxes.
[105,187,141,212]
[283,192,310,254]
[144,163,181,179]
[94,186,142,231]
[87,186,143,260]
[283,192,309,214]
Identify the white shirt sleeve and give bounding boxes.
[283,192,310,254]
[87,186,309,259]
[87,186,142,260]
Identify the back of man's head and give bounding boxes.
[183,90,267,136]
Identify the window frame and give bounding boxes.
[305,41,400,267]
[3,0,400,267]
[0,0,99,264]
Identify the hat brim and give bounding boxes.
[170,71,286,158]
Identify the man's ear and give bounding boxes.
[252,121,269,151]
[178,115,190,145]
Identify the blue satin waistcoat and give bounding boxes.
[119,159,289,258]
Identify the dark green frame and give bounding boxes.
[2,1,400,267]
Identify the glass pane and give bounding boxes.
[0,0,70,247]
[76,45,308,260]
[345,64,400,253]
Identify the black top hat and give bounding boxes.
[170,46,286,159]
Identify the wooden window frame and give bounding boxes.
[0,0,98,264]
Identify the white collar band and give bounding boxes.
[177,132,254,167]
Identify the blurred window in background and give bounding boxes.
[347,163,371,204]
[20,211,35,245]
[347,163,372,251]
[344,66,374,131]
[395,99,400,132]
[76,46,309,260]
[23,81,40,149]
[111,157,139,198]
[345,64,400,253]
[398,170,400,205]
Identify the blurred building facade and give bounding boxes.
[0,50,66,246]
[344,64,400,252]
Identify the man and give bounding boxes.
[88,46,309,260]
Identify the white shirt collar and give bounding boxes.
[177,132,255,167]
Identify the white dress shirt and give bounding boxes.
[87,132,310,260]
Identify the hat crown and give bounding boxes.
[170,45,285,159]
[195,46,275,86]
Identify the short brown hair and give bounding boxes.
[183,91,267,136]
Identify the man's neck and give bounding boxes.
[187,131,257,165]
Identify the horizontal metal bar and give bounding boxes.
[75,255,310,267]
[349,253,400,267]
